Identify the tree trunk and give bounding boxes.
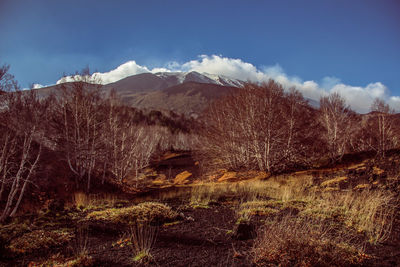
[10,145,41,217]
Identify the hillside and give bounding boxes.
[102,73,171,94]
[35,72,240,115]
[123,82,236,115]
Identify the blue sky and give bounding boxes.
[1,0,399,111]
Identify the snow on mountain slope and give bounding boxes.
[155,72,186,84]
[201,73,244,87]
[154,71,243,88]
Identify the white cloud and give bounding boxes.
[32,83,44,89]
[54,54,399,113]
[56,61,173,85]
[23,83,45,90]
[94,61,150,84]
[56,60,151,84]
[388,96,400,111]
[176,55,399,113]
[321,76,341,90]
[331,83,382,113]
[182,55,265,82]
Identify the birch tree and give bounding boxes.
[319,92,352,163]
[102,93,162,187]
[52,68,105,192]
[281,87,316,168]
[0,83,48,222]
[368,98,398,158]
[201,81,288,172]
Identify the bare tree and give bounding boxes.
[130,126,162,186]
[0,64,18,93]
[102,92,163,187]
[319,92,353,163]
[199,80,316,173]
[368,98,398,158]
[0,72,49,221]
[249,81,286,172]
[200,86,256,171]
[281,87,319,168]
[0,65,17,202]
[103,97,143,185]
[0,128,17,201]
[52,68,105,192]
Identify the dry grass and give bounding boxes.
[129,222,158,264]
[300,189,397,244]
[241,175,397,244]
[189,173,312,203]
[240,179,397,244]
[204,173,398,246]
[72,192,123,209]
[238,200,281,218]
[72,192,90,208]
[27,253,94,267]
[72,224,90,260]
[320,176,348,187]
[189,179,279,206]
[237,198,308,219]
[252,215,368,267]
[189,183,221,207]
[190,173,397,246]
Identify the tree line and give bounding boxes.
[197,80,399,173]
[0,66,195,222]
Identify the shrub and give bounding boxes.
[86,202,178,225]
[238,200,281,217]
[300,189,397,244]
[252,215,367,266]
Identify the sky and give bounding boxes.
[0,0,399,112]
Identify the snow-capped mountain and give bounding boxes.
[36,70,320,115]
[37,70,319,116]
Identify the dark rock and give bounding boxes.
[233,222,255,240]
[0,236,8,260]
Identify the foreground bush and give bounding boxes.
[86,202,178,225]
[8,229,73,254]
[252,215,368,266]
[241,177,397,245]
[299,189,397,244]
